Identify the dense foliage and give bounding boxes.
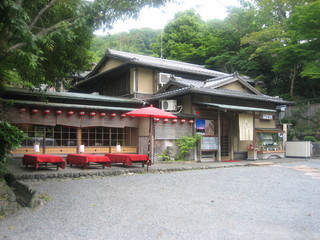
[91,28,161,61]
[0,0,170,91]
[0,121,26,177]
[91,0,319,100]
[0,0,170,179]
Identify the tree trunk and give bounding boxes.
[290,63,298,98]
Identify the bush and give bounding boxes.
[0,121,27,178]
[175,134,202,160]
[156,149,170,161]
[303,136,317,142]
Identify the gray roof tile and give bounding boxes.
[107,49,229,78]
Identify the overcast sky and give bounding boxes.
[96,0,241,35]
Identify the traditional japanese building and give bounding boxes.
[2,88,145,155]
[4,49,292,161]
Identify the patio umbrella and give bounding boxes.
[125,104,177,162]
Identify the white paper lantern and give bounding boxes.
[116,143,121,152]
[33,143,40,153]
[79,145,85,153]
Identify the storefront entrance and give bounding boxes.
[196,117,230,161]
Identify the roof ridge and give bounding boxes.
[109,49,207,68]
[107,49,228,77]
[154,86,191,97]
[204,74,233,83]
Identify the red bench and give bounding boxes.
[66,154,111,169]
[105,153,151,168]
[22,154,65,170]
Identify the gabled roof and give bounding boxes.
[146,76,292,105]
[156,73,261,95]
[203,73,262,95]
[87,49,229,79]
[150,86,290,104]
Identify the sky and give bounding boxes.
[95,0,241,35]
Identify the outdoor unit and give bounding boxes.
[286,141,311,158]
[160,100,177,111]
[158,73,171,86]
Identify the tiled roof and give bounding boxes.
[5,88,144,104]
[157,74,261,95]
[202,74,262,95]
[148,87,192,100]
[107,49,229,78]
[198,88,283,102]
[194,102,277,112]
[9,99,138,111]
[148,84,290,104]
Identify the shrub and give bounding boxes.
[156,149,170,161]
[303,136,317,142]
[175,134,202,160]
[0,121,27,178]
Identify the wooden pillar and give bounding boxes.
[230,115,234,160]
[252,111,257,160]
[76,127,82,154]
[42,127,46,154]
[109,128,112,153]
[217,110,221,162]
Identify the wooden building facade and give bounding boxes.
[3,88,144,155]
[4,49,292,161]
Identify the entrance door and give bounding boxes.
[220,118,230,160]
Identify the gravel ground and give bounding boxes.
[1,160,320,240]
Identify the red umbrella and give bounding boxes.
[126,105,177,162]
[125,104,177,119]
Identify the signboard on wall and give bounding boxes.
[196,119,215,135]
[201,136,218,150]
[155,123,191,139]
[261,114,273,120]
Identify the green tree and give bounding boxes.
[205,5,263,74]
[152,9,207,64]
[91,28,161,60]
[0,0,170,91]
[286,0,320,97]
[240,0,318,99]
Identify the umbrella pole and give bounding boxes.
[149,118,154,164]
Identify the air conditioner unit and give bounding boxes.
[160,100,177,111]
[158,73,171,86]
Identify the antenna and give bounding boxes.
[160,30,163,59]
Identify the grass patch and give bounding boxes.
[38,193,51,202]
